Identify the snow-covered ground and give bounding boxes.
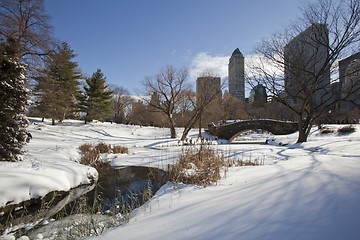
[0,119,98,209]
[1,118,360,239]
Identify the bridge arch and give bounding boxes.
[208,119,298,142]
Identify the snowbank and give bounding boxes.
[0,118,99,208]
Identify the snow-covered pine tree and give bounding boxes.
[81,69,113,123]
[0,39,29,161]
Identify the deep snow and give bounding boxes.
[1,118,360,239]
[93,127,360,240]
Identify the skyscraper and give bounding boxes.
[338,52,360,110]
[228,48,245,100]
[284,23,330,107]
[196,76,221,103]
[249,84,267,105]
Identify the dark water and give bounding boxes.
[82,165,167,213]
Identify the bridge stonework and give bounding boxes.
[208,119,298,141]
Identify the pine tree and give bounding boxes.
[81,69,113,122]
[35,42,82,124]
[0,39,29,161]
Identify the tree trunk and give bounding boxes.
[168,115,177,138]
[296,117,310,143]
[198,115,202,138]
[297,128,308,143]
[181,127,192,141]
[180,108,203,141]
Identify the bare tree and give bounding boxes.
[249,0,360,142]
[221,95,249,122]
[180,72,224,141]
[142,65,189,138]
[0,0,53,67]
[110,86,133,123]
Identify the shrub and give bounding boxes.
[169,145,225,187]
[80,145,100,166]
[112,145,129,154]
[168,145,265,187]
[95,142,112,154]
[320,127,335,134]
[79,143,129,167]
[337,125,356,133]
[78,143,94,154]
[234,158,264,166]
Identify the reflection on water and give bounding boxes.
[86,165,167,212]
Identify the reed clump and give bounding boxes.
[79,142,129,167]
[169,145,224,187]
[337,125,356,133]
[169,145,265,187]
[319,126,335,134]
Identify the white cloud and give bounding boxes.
[189,52,281,80]
[244,53,284,78]
[189,52,229,80]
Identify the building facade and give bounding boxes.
[249,84,267,105]
[284,23,330,107]
[338,52,360,110]
[228,48,245,101]
[196,76,222,103]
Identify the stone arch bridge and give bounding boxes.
[207,119,298,142]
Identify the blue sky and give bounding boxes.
[44,0,302,95]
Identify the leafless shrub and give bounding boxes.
[234,158,264,166]
[95,142,112,154]
[319,127,335,134]
[112,145,129,154]
[169,145,225,187]
[337,125,356,133]
[80,145,100,166]
[168,145,264,187]
[78,143,94,155]
[79,143,129,167]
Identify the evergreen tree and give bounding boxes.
[35,42,82,124]
[0,39,29,161]
[81,69,113,122]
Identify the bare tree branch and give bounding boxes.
[249,0,360,142]
[142,65,189,138]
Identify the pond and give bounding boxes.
[1,165,167,239]
[85,165,167,214]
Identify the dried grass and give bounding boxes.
[79,143,129,167]
[112,145,129,154]
[169,145,265,187]
[169,145,223,187]
[95,142,112,154]
[319,127,335,134]
[337,125,356,133]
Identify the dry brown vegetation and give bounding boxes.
[319,126,335,134]
[112,145,129,154]
[169,145,224,186]
[337,125,356,133]
[169,145,264,187]
[79,142,128,167]
[319,125,357,134]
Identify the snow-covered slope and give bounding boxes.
[1,118,360,239]
[0,117,181,208]
[93,126,360,240]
